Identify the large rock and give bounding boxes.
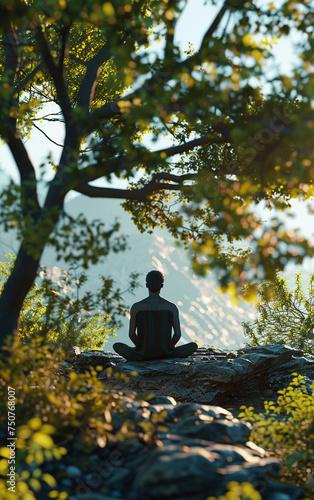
[101,399,303,500]
[64,347,310,499]
[62,398,304,500]
[74,349,122,373]
[74,345,314,406]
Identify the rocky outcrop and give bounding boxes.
[62,396,304,500]
[73,345,314,407]
[56,345,313,499]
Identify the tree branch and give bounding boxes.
[69,53,88,66]
[14,61,45,94]
[153,172,197,182]
[154,135,225,157]
[77,133,225,186]
[4,126,40,213]
[73,172,195,201]
[36,26,80,188]
[77,46,111,111]
[32,122,63,147]
[59,24,71,73]
[198,0,229,54]
[2,27,20,130]
[33,111,64,123]
[36,26,72,123]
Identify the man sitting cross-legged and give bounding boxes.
[113,270,198,361]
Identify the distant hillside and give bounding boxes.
[0,194,257,351]
[2,191,314,352]
[40,196,256,351]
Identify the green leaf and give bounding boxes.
[286,452,305,472]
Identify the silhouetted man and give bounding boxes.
[113,270,198,361]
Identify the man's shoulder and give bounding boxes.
[160,298,178,312]
[130,299,148,312]
[130,297,178,313]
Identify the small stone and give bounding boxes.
[61,478,73,488]
[266,495,292,500]
[263,388,273,396]
[66,465,81,479]
[175,403,232,420]
[132,444,221,498]
[147,395,177,405]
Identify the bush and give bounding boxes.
[0,255,139,351]
[0,336,162,499]
[238,373,314,499]
[242,272,314,354]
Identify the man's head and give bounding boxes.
[146,270,164,293]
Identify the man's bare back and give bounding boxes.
[129,294,181,349]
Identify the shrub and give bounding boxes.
[242,272,314,354]
[238,373,314,499]
[0,335,161,499]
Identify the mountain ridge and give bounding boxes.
[0,195,256,351]
[53,196,256,351]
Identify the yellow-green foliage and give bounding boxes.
[206,481,262,500]
[239,373,314,498]
[243,272,314,355]
[0,336,140,499]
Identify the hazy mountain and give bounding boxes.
[0,194,257,351]
[40,196,256,351]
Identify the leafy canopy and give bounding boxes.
[1,0,314,298]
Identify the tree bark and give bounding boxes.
[0,244,41,350]
[0,155,70,351]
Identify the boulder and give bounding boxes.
[115,398,303,500]
[58,398,302,499]
[74,345,314,406]
[168,416,252,444]
[74,349,121,373]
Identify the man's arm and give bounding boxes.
[171,305,181,348]
[128,305,138,346]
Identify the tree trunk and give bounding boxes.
[0,244,40,350]
[0,141,73,351]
